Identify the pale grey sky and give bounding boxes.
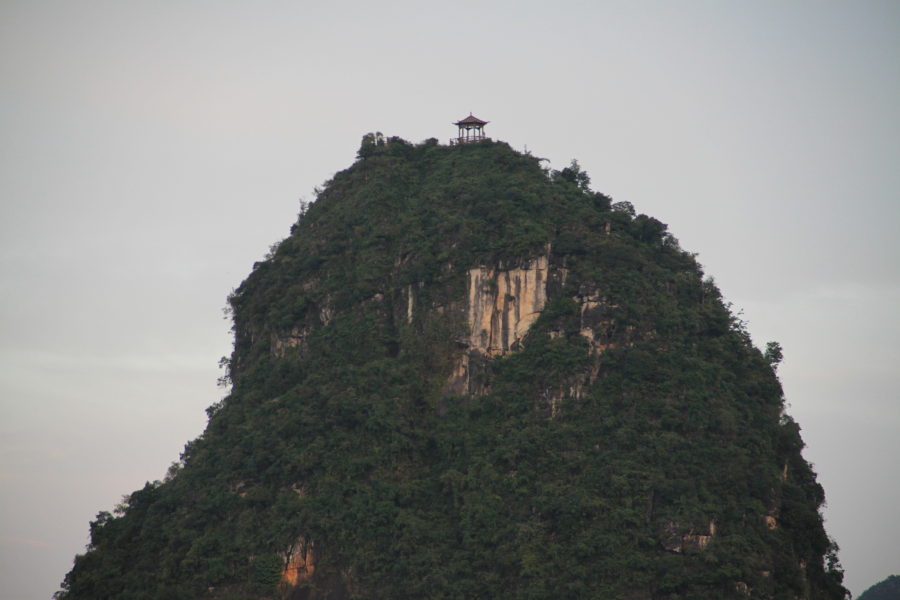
[1,2,898,599]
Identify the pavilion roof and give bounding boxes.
[454,114,488,126]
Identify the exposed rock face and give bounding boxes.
[444,256,565,395]
[466,256,551,356]
[444,258,649,400]
[274,256,637,402]
[573,284,618,354]
[271,326,311,358]
[660,521,716,554]
[228,480,256,498]
[280,537,316,587]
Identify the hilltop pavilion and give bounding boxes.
[451,114,489,144]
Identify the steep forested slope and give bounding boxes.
[858,575,900,600]
[57,136,848,600]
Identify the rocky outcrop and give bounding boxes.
[228,480,256,498]
[573,284,618,354]
[272,257,640,402]
[540,284,634,409]
[443,261,650,400]
[444,255,566,395]
[660,521,716,554]
[280,536,316,587]
[271,325,311,358]
[466,256,552,356]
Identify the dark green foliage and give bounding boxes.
[859,575,900,600]
[57,137,848,600]
[765,342,784,372]
[255,554,282,587]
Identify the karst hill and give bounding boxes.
[57,135,849,600]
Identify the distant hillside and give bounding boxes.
[57,136,849,600]
[859,575,900,600]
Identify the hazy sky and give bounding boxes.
[1,2,898,599]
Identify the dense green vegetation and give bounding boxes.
[57,137,848,600]
[859,575,900,600]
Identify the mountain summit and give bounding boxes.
[58,136,849,600]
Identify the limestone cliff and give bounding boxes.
[443,255,562,395]
[444,261,644,406]
[466,256,552,356]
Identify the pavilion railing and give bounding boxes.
[450,136,491,145]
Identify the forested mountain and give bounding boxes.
[57,136,849,600]
[858,575,900,600]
